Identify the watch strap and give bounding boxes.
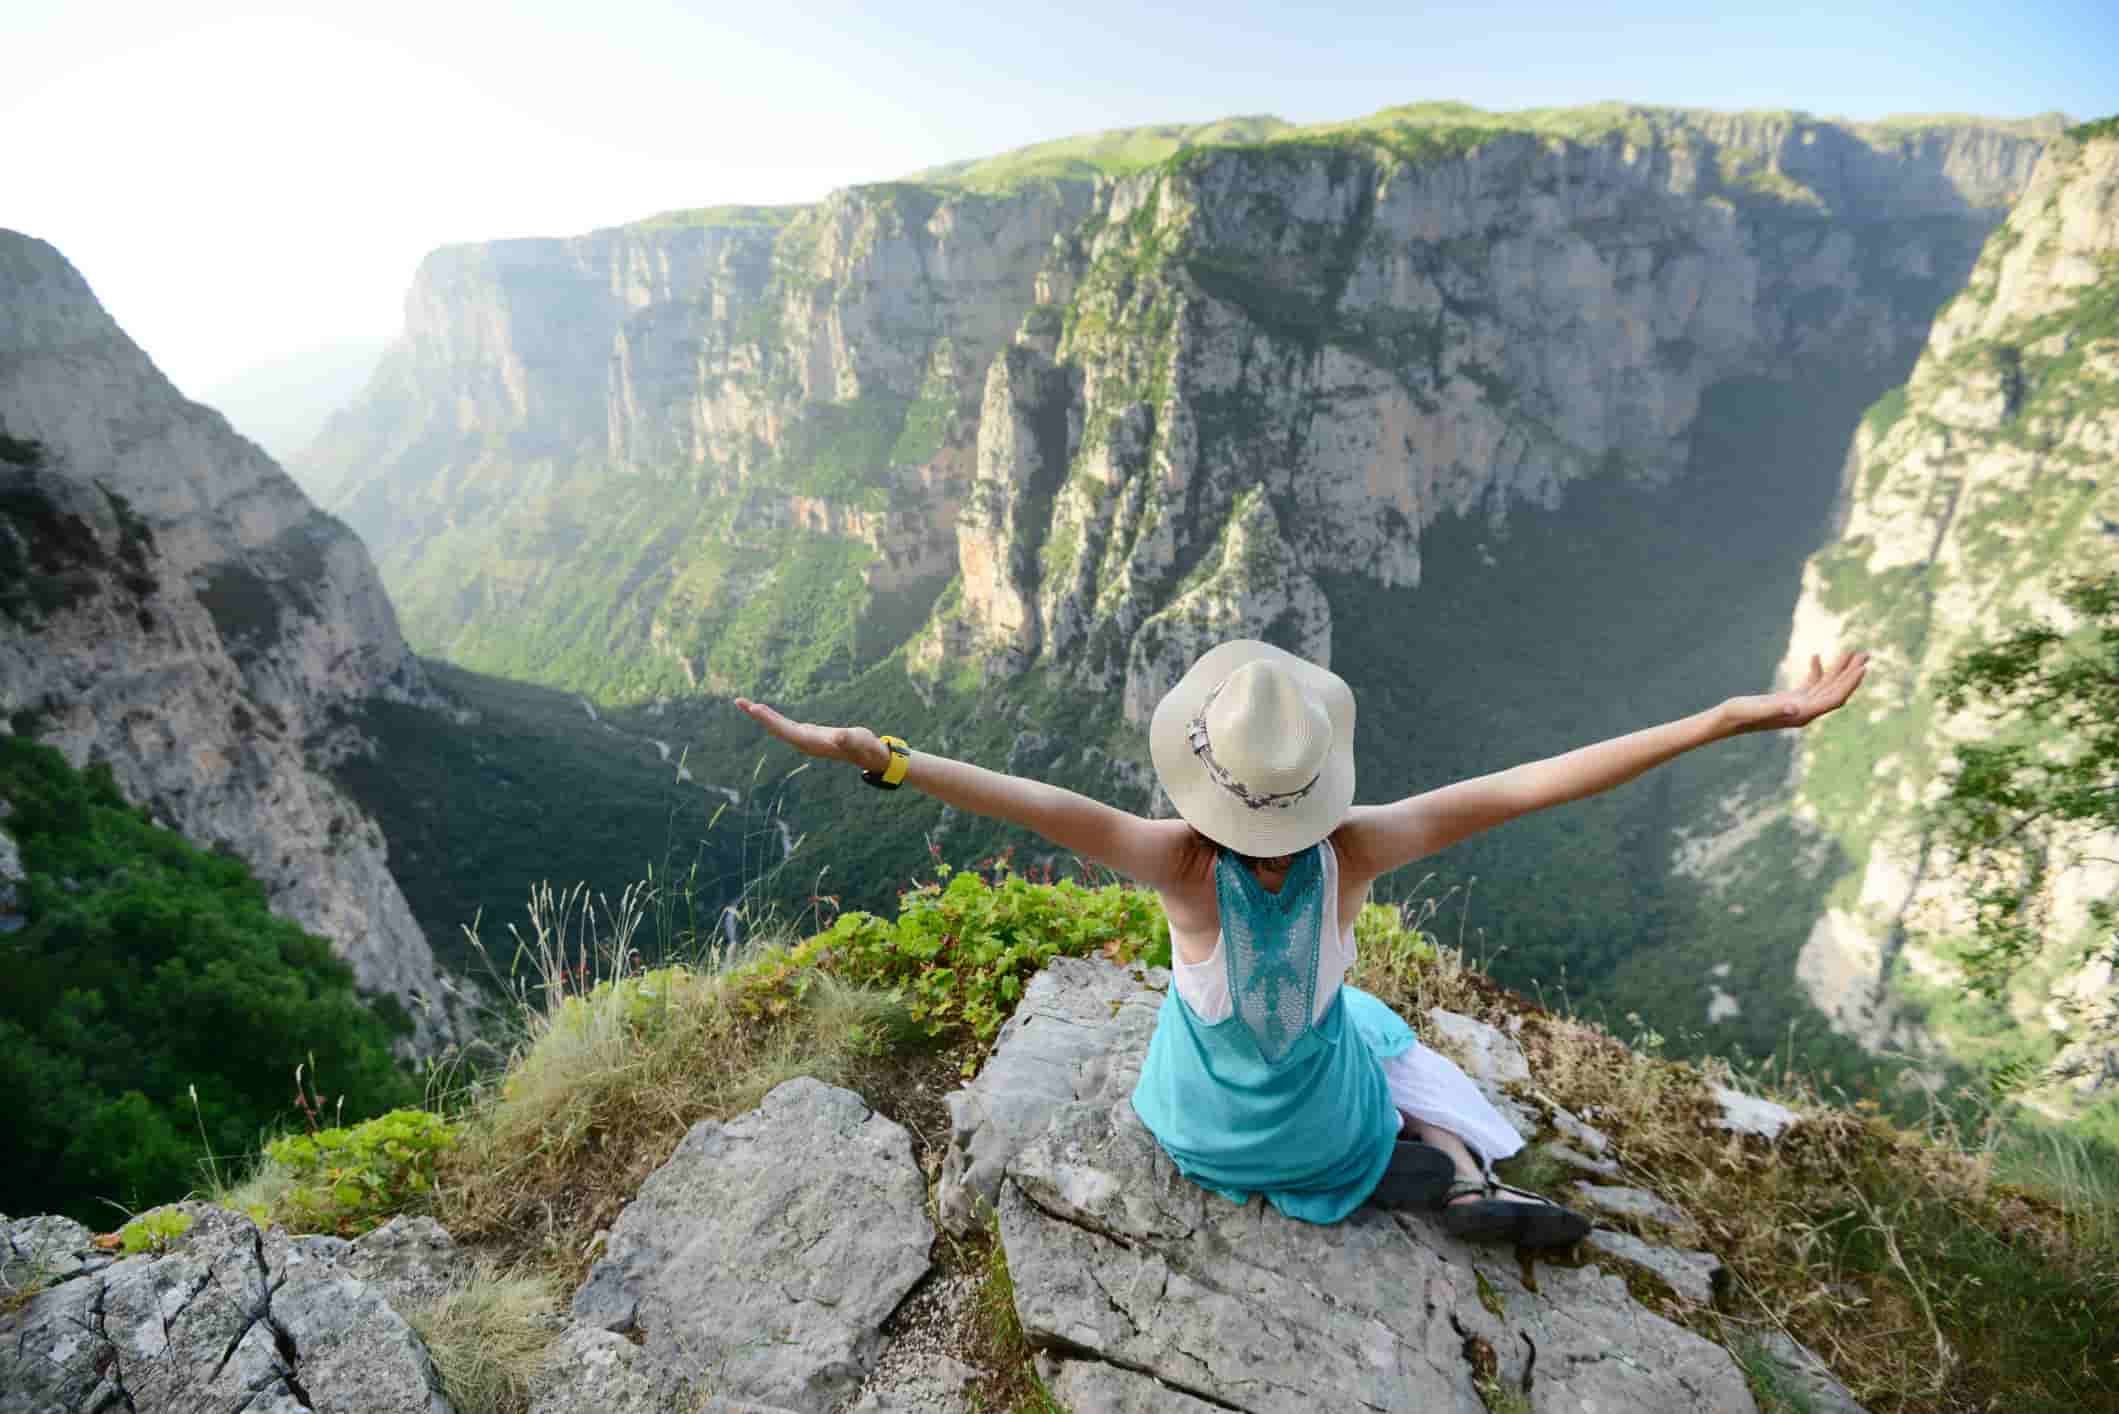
[864,735,910,790]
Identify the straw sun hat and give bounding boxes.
[1149,639,1356,858]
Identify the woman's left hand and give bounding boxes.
[1721,651,1871,735]
[734,698,889,773]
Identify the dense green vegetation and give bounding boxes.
[0,736,416,1224]
[2067,113,2119,144]
[381,465,943,705]
[328,660,773,984]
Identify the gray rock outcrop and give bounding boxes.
[960,957,1776,1411]
[570,1077,934,1413]
[1,1212,107,1293]
[0,232,463,1050]
[0,1204,453,1414]
[937,954,1165,1235]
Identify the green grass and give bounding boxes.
[1861,385,1910,443]
[907,115,1290,193]
[627,204,803,231]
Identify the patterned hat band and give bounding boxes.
[1185,682,1323,813]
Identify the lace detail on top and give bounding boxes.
[1214,843,1324,1064]
[1174,842,1354,1025]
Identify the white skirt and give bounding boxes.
[1383,1043,1525,1167]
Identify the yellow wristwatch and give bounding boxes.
[862,735,911,790]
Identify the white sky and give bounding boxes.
[7,0,2114,396]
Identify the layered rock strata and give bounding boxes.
[0,231,463,1050]
[927,112,2052,720]
[301,184,1094,697]
[305,111,2051,712]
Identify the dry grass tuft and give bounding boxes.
[402,1264,561,1414]
[431,882,925,1284]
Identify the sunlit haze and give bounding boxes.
[8,0,2115,396]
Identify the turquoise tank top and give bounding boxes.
[1131,843,1418,1224]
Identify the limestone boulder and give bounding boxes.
[528,1325,800,1414]
[570,1077,934,1413]
[1,1212,107,1293]
[0,1204,451,1414]
[1572,1182,1703,1241]
[1753,1331,1871,1414]
[1585,1228,1724,1306]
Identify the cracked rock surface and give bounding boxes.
[969,960,1762,1412]
[2,1213,110,1294]
[0,1204,451,1414]
[938,956,1168,1236]
[569,1077,933,1414]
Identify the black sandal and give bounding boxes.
[1367,1139,1457,1208]
[1437,1175,1591,1248]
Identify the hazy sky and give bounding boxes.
[8,0,2115,396]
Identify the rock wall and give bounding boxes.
[925,111,2053,721]
[308,109,2050,711]
[1766,127,2119,1108]
[0,231,463,1051]
[300,184,1093,697]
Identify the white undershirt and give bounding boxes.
[1172,840,1356,1026]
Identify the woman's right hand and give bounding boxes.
[733,698,889,773]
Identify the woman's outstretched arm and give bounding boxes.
[1335,651,1870,884]
[733,699,1193,887]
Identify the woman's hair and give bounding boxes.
[1185,826,1296,872]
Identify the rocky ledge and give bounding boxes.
[1,960,1859,1412]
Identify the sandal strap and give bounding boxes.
[1486,1178,1564,1207]
[1440,1178,1490,1204]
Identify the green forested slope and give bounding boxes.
[0,737,415,1223]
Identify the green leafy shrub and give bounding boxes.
[264,1109,459,1236]
[117,1206,193,1255]
[726,857,1170,1056]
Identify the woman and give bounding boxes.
[735,639,1866,1244]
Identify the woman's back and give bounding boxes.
[1169,839,1362,1027]
[1132,839,1419,1223]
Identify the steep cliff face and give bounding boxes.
[310,107,2053,725]
[1760,127,2118,1114]
[302,185,1093,700]
[0,232,463,1052]
[926,108,2053,722]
